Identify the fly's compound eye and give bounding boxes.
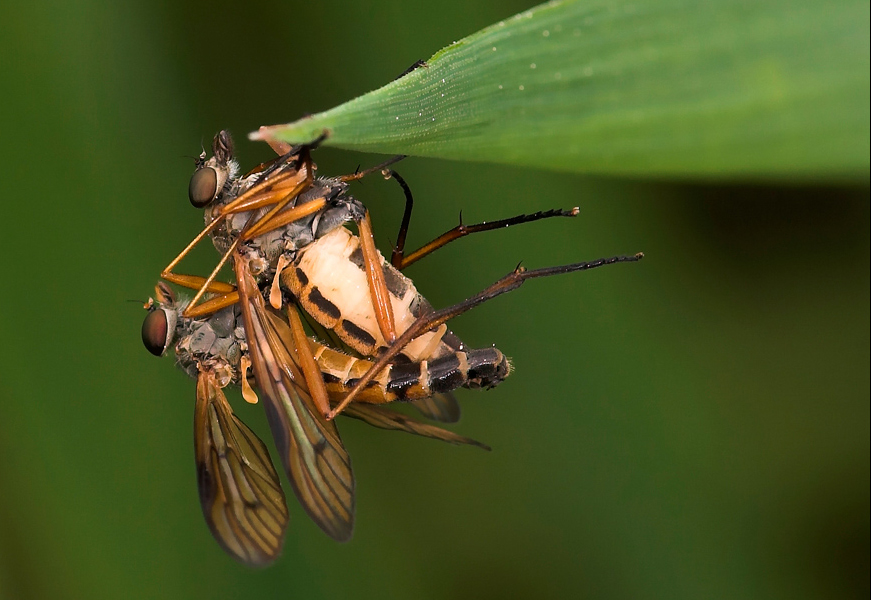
[189,166,219,208]
[142,307,177,356]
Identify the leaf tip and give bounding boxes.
[248,125,271,142]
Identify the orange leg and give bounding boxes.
[160,215,225,283]
[163,147,309,277]
[286,307,332,417]
[161,273,235,295]
[218,167,310,217]
[356,210,397,344]
[160,166,302,304]
[161,247,240,320]
[244,195,326,239]
[163,151,314,315]
[167,139,395,322]
[166,190,326,318]
[182,236,243,317]
[184,291,241,319]
[158,271,240,319]
[256,126,294,155]
[218,146,312,215]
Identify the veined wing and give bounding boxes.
[410,392,461,423]
[279,304,478,445]
[297,297,462,425]
[194,370,288,567]
[300,304,358,357]
[343,404,490,451]
[235,254,355,541]
[289,270,462,425]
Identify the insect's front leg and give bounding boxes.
[160,217,228,291]
[161,244,240,320]
[219,152,313,224]
[179,235,243,318]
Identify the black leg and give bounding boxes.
[394,59,428,80]
[340,155,407,182]
[385,170,415,269]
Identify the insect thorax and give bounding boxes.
[206,175,365,261]
[174,304,246,388]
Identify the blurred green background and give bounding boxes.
[0,1,867,599]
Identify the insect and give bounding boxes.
[142,282,489,566]
[161,132,626,408]
[149,130,642,562]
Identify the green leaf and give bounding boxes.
[254,0,869,181]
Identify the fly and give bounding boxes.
[159,131,639,418]
[141,282,491,565]
[145,130,642,561]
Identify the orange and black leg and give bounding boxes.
[383,169,580,270]
[327,251,644,419]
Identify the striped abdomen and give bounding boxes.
[283,227,456,362]
[310,339,511,403]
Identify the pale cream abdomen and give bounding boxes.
[284,227,447,359]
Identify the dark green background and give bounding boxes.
[1,2,867,599]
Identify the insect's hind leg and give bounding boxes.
[355,209,398,344]
[382,169,580,270]
[394,59,427,81]
[326,251,645,419]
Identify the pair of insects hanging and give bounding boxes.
[142,130,642,566]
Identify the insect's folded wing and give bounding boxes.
[410,392,462,423]
[236,258,355,541]
[343,403,490,451]
[195,371,288,567]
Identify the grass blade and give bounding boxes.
[254,0,869,181]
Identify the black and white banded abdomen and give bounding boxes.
[311,340,511,404]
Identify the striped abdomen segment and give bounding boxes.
[309,340,511,404]
[283,227,452,361]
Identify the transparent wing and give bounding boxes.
[343,403,490,451]
[300,306,361,358]
[295,280,463,425]
[194,371,288,567]
[410,392,462,423]
[236,256,355,541]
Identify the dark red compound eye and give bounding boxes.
[142,309,170,356]
[189,166,218,207]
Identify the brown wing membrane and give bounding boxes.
[235,254,355,541]
[194,371,288,567]
[410,392,462,423]
[343,404,490,451]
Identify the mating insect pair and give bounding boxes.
[142,130,642,566]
